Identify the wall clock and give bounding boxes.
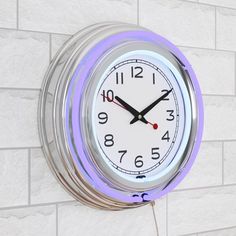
[39,22,203,210]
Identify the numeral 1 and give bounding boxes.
[153,73,155,84]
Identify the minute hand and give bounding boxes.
[130,89,173,125]
[115,96,148,124]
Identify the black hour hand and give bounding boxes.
[130,89,173,125]
[115,96,148,124]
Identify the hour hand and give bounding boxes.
[115,96,148,124]
[130,89,173,125]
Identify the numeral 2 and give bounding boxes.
[161,89,170,101]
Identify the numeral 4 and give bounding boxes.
[162,131,170,142]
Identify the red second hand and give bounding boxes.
[101,94,158,130]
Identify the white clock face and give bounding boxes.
[90,50,191,187]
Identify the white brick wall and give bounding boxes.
[0,0,235,235]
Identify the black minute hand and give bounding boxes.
[115,96,148,124]
[130,89,173,125]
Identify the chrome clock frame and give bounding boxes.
[38,22,203,210]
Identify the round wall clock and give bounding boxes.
[39,22,203,210]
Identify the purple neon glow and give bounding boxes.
[65,30,204,203]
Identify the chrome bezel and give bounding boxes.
[38,22,202,210]
[81,42,196,191]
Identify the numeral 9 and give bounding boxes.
[98,112,108,124]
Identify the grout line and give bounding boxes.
[202,139,236,143]
[0,26,72,37]
[235,52,236,96]
[181,233,198,236]
[0,200,77,212]
[16,0,19,29]
[215,6,217,50]
[191,0,236,11]
[56,204,59,236]
[0,146,42,151]
[222,142,224,185]
[49,33,52,62]
[201,140,222,144]
[166,195,168,236]
[191,225,236,235]
[177,44,236,54]
[174,183,236,192]
[137,0,140,26]
[150,202,159,236]
[202,93,236,97]
[0,87,41,92]
[0,25,235,54]
[28,149,31,205]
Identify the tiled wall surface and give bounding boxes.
[0,0,235,235]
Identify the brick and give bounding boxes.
[0,149,28,207]
[0,90,40,148]
[19,0,137,34]
[0,30,49,89]
[0,205,56,236]
[224,141,236,184]
[199,226,236,236]
[216,8,236,51]
[181,47,235,95]
[58,202,157,236]
[177,142,222,189]
[140,0,215,48]
[203,96,236,141]
[168,186,236,235]
[31,148,73,204]
[0,0,16,29]
[200,0,236,9]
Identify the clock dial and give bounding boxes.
[39,22,203,208]
[90,50,188,188]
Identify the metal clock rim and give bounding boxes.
[80,41,194,191]
[38,22,204,209]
